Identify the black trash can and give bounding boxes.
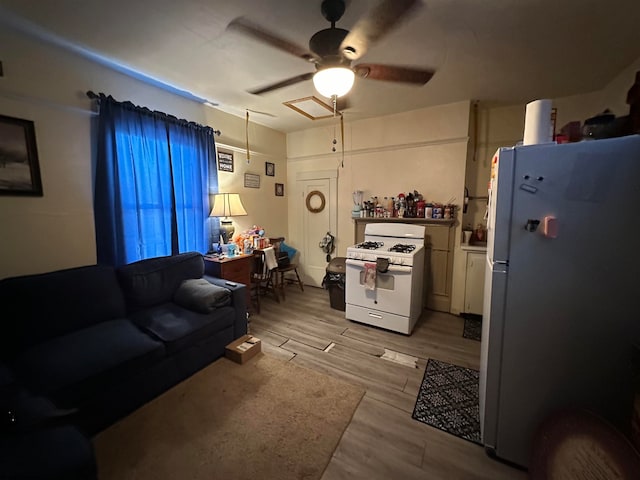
[323,257,346,311]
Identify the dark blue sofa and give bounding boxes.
[0,252,247,479]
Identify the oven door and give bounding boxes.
[345,259,413,317]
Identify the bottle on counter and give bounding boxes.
[397,193,406,218]
[425,203,433,218]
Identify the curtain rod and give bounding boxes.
[86,90,221,136]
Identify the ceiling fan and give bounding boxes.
[228,0,434,100]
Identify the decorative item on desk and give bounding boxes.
[209,193,248,244]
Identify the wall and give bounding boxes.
[0,28,286,278]
[287,101,472,312]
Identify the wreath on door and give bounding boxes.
[305,190,326,213]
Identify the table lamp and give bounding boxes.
[209,193,247,244]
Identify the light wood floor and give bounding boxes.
[249,285,527,480]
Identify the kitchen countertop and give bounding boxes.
[461,244,487,252]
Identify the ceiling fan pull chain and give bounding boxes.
[340,113,345,168]
[245,110,251,164]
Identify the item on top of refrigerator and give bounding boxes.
[559,121,582,142]
[581,109,630,140]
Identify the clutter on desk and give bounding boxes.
[231,225,269,255]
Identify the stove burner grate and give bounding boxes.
[388,244,416,253]
[356,241,384,250]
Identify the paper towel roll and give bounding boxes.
[523,99,553,145]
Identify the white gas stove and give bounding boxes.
[345,223,425,335]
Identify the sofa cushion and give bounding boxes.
[173,278,231,313]
[131,303,235,355]
[0,265,126,358]
[11,319,165,403]
[117,252,204,311]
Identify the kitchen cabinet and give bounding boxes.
[354,218,455,312]
[462,246,487,315]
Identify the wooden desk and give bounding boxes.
[203,254,252,308]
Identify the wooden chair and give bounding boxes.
[268,237,304,300]
[250,248,279,314]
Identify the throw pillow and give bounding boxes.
[279,241,298,260]
[173,278,231,314]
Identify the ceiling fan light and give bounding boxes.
[313,67,355,98]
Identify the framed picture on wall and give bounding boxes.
[275,183,284,196]
[217,150,234,172]
[244,173,260,188]
[0,114,43,196]
[265,161,275,176]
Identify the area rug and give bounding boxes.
[461,313,482,341]
[411,358,481,445]
[93,354,365,480]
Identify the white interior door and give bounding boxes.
[296,171,337,287]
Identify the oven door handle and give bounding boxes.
[345,259,412,273]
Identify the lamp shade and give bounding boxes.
[209,193,247,218]
[313,67,355,98]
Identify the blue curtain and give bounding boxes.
[94,95,217,266]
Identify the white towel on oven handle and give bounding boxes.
[346,259,412,273]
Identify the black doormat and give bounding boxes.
[411,359,481,445]
[461,313,482,341]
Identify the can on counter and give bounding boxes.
[432,206,442,219]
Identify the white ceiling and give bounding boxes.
[2,0,640,133]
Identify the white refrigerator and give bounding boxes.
[479,135,640,467]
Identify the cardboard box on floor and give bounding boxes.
[225,335,261,364]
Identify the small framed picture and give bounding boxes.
[275,183,284,196]
[217,150,234,172]
[265,161,275,176]
[244,172,260,188]
[0,114,43,196]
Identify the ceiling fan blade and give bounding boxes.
[354,64,434,84]
[248,72,315,95]
[228,17,318,63]
[340,0,422,61]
